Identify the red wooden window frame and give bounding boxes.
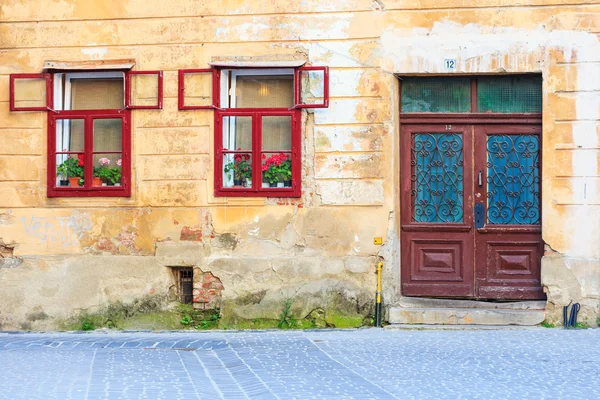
[48,110,131,197]
[178,69,220,110]
[9,73,54,111]
[125,70,164,109]
[215,110,301,197]
[296,66,329,109]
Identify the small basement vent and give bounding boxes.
[179,268,194,304]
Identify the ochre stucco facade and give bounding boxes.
[0,0,598,329]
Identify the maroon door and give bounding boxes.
[474,125,544,299]
[401,123,545,300]
[400,124,475,297]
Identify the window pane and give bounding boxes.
[262,116,291,151]
[477,75,542,113]
[261,152,292,188]
[93,119,122,152]
[235,75,293,108]
[70,78,124,110]
[92,153,123,187]
[183,72,213,107]
[56,119,84,153]
[401,77,471,112]
[222,116,252,151]
[223,153,252,188]
[487,135,540,224]
[411,133,464,223]
[299,69,325,106]
[130,73,159,107]
[55,154,84,187]
[13,78,47,109]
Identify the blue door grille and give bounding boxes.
[487,134,540,225]
[411,133,464,223]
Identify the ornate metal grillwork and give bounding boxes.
[487,134,540,225]
[411,133,464,222]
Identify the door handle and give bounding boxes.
[478,170,482,187]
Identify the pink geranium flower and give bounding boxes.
[99,157,111,166]
[116,159,122,166]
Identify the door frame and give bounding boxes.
[399,114,543,299]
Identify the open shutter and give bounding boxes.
[126,70,163,109]
[9,73,53,111]
[178,69,219,110]
[295,66,329,108]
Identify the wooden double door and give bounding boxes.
[400,123,545,300]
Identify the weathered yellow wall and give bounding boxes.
[0,0,598,329]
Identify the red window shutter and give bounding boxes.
[9,73,53,111]
[125,70,163,109]
[178,69,219,110]
[295,66,329,109]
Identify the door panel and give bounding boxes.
[474,125,545,300]
[401,125,474,297]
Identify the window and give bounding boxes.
[179,65,329,197]
[400,75,542,113]
[178,268,194,304]
[10,69,163,197]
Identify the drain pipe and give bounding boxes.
[375,261,383,327]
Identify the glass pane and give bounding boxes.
[235,74,293,108]
[92,153,123,187]
[70,78,124,110]
[477,75,542,113]
[262,116,292,151]
[130,73,159,107]
[299,69,325,106]
[411,133,464,223]
[401,77,471,112]
[487,135,540,225]
[261,152,292,188]
[55,154,84,187]
[56,119,84,153]
[183,72,213,107]
[13,78,46,109]
[93,119,122,152]
[223,153,252,188]
[222,116,252,151]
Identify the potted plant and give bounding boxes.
[110,159,122,186]
[262,153,291,188]
[224,151,252,187]
[56,161,69,186]
[56,154,84,187]
[94,157,113,186]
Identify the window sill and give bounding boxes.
[48,186,131,198]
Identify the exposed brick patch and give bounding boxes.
[96,237,117,254]
[193,272,223,309]
[0,239,15,258]
[180,226,203,241]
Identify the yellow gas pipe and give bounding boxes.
[375,261,383,327]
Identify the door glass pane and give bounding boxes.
[262,116,291,151]
[222,116,252,151]
[477,75,542,113]
[411,133,464,222]
[487,135,540,225]
[402,77,471,112]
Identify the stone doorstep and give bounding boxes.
[388,307,546,326]
[396,297,547,310]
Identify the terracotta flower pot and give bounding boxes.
[92,177,102,187]
[68,177,81,187]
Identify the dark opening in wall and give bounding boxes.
[178,268,194,304]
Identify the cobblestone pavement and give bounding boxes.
[0,328,598,399]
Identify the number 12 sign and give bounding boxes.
[444,59,456,71]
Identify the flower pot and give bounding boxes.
[277,182,285,188]
[269,182,278,188]
[262,182,270,188]
[68,177,81,187]
[284,180,292,187]
[114,183,121,187]
[233,179,242,186]
[244,179,252,188]
[59,180,69,187]
[92,177,102,187]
